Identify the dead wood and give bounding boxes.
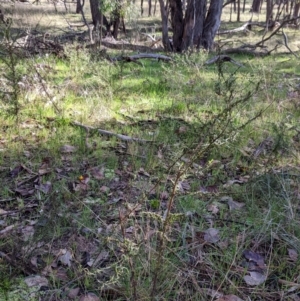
[110,53,172,63]
[205,55,243,67]
[91,36,163,52]
[218,16,300,57]
[72,121,152,143]
[218,22,252,35]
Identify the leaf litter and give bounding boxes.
[1,121,300,301]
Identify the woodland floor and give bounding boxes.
[1,1,300,301]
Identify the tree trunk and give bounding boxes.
[154,0,157,15]
[170,0,184,51]
[237,0,240,21]
[76,0,83,14]
[201,0,223,50]
[293,2,300,25]
[181,0,207,50]
[141,0,144,15]
[266,0,274,24]
[251,0,262,13]
[160,0,223,52]
[148,0,152,16]
[89,0,101,30]
[158,0,172,50]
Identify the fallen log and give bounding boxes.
[110,53,172,62]
[205,55,243,67]
[72,121,152,143]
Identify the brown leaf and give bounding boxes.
[227,199,244,211]
[35,181,52,194]
[204,228,220,243]
[177,180,190,193]
[138,168,150,177]
[216,294,244,301]
[10,165,24,178]
[244,271,267,286]
[24,275,48,288]
[88,166,104,180]
[79,293,100,301]
[207,204,219,214]
[54,267,70,282]
[200,185,218,193]
[15,187,35,196]
[242,250,265,269]
[0,224,15,236]
[66,287,80,299]
[58,249,73,267]
[160,191,169,200]
[288,249,298,262]
[99,185,110,193]
[21,225,35,241]
[60,144,77,153]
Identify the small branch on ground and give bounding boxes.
[110,53,172,63]
[205,55,243,67]
[282,30,299,58]
[72,121,153,143]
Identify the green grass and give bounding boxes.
[1,4,300,301]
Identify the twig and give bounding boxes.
[282,30,299,58]
[205,55,244,67]
[72,121,152,143]
[111,53,172,62]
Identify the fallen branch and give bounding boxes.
[282,30,299,58]
[205,55,243,67]
[218,22,251,35]
[110,53,172,62]
[72,121,152,143]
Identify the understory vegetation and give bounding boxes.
[1,3,300,301]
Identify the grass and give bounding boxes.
[1,2,300,301]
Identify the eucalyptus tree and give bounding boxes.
[159,0,224,51]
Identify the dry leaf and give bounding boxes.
[21,225,35,241]
[60,144,77,153]
[88,166,104,180]
[0,209,8,215]
[54,267,69,282]
[66,287,80,299]
[177,181,190,192]
[227,199,244,211]
[207,204,219,214]
[204,228,220,243]
[220,196,244,211]
[160,191,169,200]
[10,165,24,178]
[58,249,73,267]
[242,250,265,269]
[244,271,267,286]
[24,275,48,288]
[35,181,52,194]
[79,293,100,301]
[0,224,15,236]
[288,249,298,262]
[216,294,244,301]
[138,168,150,177]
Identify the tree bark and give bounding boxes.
[251,0,262,13]
[201,0,223,49]
[170,0,184,51]
[158,0,172,50]
[160,0,223,52]
[141,0,144,15]
[89,0,101,30]
[181,0,207,50]
[148,0,152,16]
